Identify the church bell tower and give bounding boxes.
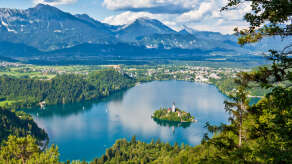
[172,102,176,112]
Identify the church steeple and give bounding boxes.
[172,102,176,112]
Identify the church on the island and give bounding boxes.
[172,102,176,112]
[168,102,176,113]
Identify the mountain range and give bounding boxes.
[0,4,290,65]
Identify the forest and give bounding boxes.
[0,69,136,109]
[210,76,272,97]
[0,108,48,145]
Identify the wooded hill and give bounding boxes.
[0,108,48,145]
[0,69,136,109]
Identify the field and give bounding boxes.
[0,63,120,79]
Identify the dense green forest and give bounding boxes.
[0,135,59,164]
[210,77,271,97]
[0,70,136,109]
[0,108,48,145]
[91,137,189,164]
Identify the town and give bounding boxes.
[122,65,249,83]
[0,61,249,84]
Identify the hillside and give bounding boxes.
[0,4,114,51]
[0,108,48,145]
[0,4,290,65]
[0,70,136,109]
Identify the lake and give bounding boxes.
[26,81,229,161]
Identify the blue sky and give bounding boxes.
[0,0,251,34]
[0,0,118,20]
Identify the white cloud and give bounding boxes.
[177,2,213,22]
[102,11,180,31]
[102,0,251,34]
[33,0,77,6]
[103,0,153,10]
[103,11,158,25]
[103,0,197,14]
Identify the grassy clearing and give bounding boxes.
[0,100,18,108]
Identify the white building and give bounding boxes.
[209,73,221,79]
[172,103,176,112]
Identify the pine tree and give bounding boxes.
[0,135,59,164]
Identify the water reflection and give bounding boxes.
[24,89,128,117]
[152,118,192,128]
[26,81,229,161]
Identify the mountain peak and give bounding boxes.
[75,13,99,23]
[182,25,196,34]
[75,13,91,19]
[135,17,154,22]
[126,17,173,31]
[133,17,164,25]
[74,13,111,30]
[117,17,175,42]
[33,3,58,11]
[178,29,190,35]
[28,3,73,19]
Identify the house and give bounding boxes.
[177,111,182,117]
[39,101,46,109]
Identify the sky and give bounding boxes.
[0,0,251,34]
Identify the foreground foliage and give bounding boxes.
[91,137,188,164]
[0,135,59,164]
[0,108,48,145]
[223,0,292,45]
[200,1,292,163]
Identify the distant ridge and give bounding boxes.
[0,55,19,62]
[0,4,290,65]
[116,17,176,42]
[0,4,114,51]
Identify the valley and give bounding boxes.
[0,1,291,163]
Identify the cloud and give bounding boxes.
[102,11,181,31]
[103,11,167,25]
[102,0,251,34]
[177,2,213,22]
[103,0,196,14]
[33,0,77,6]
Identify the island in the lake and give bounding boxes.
[152,103,196,123]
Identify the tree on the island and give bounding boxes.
[0,135,60,164]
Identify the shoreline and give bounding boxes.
[9,80,264,112]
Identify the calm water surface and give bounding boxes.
[26,81,229,161]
